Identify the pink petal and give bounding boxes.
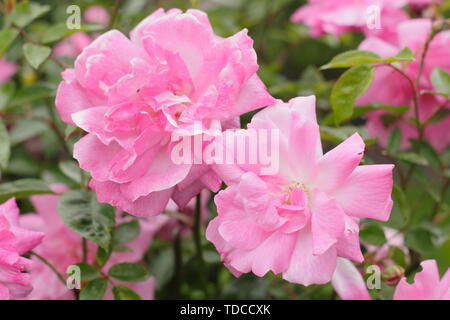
[394,260,440,300]
[312,133,365,193]
[283,228,337,286]
[311,191,345,256]
[333,164,394,221]
[332,258,371,300]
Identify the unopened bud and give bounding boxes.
[382,265,405,286]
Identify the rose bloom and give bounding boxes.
[0,58,17,84]
[20,184,158,300]
[53,33,92,59]
[332,259,450,300]
[207,96,394,285]
[55,8,274,217]
[84,6,110,27]
[357,19,450,151]
[291,0,409,42]
[0,198,44,300]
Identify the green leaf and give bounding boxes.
[58,190,115,249]
[80,278,108,300]
[113,220,140,245]
[0,82,16,111]
[392,185,410,224]
[12,1,50,28]
[398,152,429,166]
[321,50,381,69]
[395,47,414,61]
[75,262,100,282]
[23,43,51,69]
[8,83,55,108]
[108,263,150,282]
[405,228,434,256]
[430,67,450,95]
[389,246,407,268]
[360,224,387,246]
[410,139,441,170]
[112,286,142,300]
[321,49,414,70]
[40,23,73,44]
[58,160,81,184]
[95,246,112,268]
[9,119,47,146]
[0,29,19,56]
[0,119,10,170]
[387,128,401,155]
[427,108,450,124]
[0,179,51,202]
[331,65,374,124]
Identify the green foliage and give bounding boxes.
[58,190,115,249]
[0,0,449,301]
[23,43,51,69]
[112,286,142,300]
[331,65,374,124]
[80,278,108,300]
[108,263,151,282]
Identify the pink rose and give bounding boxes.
[0,58,17,84]
[0,198,44,300]
[394,260,450,300]
[53,33,92,59]
[207,96,394,285]
[55,8,274,217]
[84,6,110,27]
[332,259,450,300]
[291,0,408,43]
[20,184,158,300]
[357,19,450,151]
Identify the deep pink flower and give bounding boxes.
[55,8,274,217]
[207,96,394,285]
[0,198,44,300]
[357,19,450,151]
[20,184,158,300]
[0,58,17,84]
[291,0,408,42]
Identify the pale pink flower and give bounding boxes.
[0,58,17,84]
[53,33,92,59]
[84,6,110,27]
[357,19,450,151]
[55,9,274,217]
[0,198,44,300]
[333,259,450,300]
[20,184,158,300]
[291,0,408,43]
[332,258,371,300]
[366,227,407,263]
[207,96,394,285]
[394,260,450,300]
